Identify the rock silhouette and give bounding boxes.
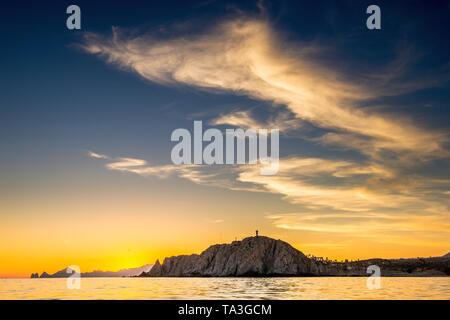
[145,236,450,277]
[148,236,327,277]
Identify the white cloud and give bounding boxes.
[87,151,109,159]
[82,19,448,162]
[205,219,224,224]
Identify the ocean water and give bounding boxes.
[0,277,449,300]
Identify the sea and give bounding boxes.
[0,277,449,299]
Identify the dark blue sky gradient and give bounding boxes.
[0,0,449,185]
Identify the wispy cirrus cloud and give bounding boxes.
[87,151,109,159]
[89,152,449,217]
[88,150,449,247]
[87,151,263,192]
[205,218,224,224]
[210,109,302,133]
[88,151,190,178]
[81,18,449,163]
[237,157,450,213]
[265,211,450,249]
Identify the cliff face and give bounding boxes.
[147,236,450,277]
[148,236,328,277]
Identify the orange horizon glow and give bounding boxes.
[1,228,448,278]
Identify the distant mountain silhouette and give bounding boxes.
[143,236,450,277]
[34,264,153,278]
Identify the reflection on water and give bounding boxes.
[0,277,449,299]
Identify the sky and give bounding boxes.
[0,0,449,277]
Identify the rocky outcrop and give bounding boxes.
[148,236,328,277]
[147,259,162,276]
[145,236,450,277]
[30,273,39,278]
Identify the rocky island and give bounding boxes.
[140,236,450,277]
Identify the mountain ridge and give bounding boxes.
[33,264,153,278]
